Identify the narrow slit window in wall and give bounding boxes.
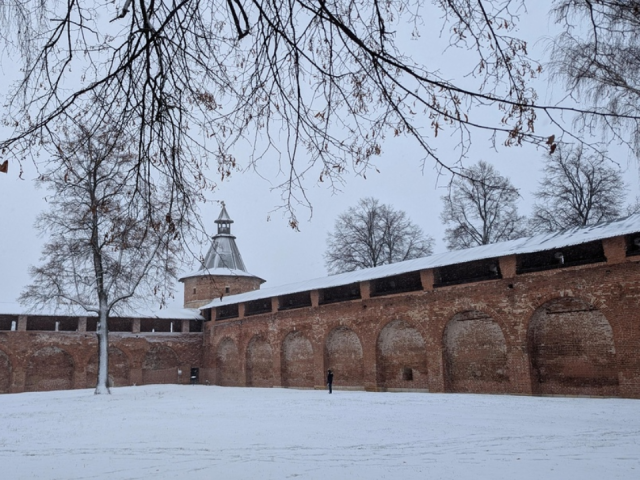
[370,272,422,297]
[319,283,361,305]
[26,316,78,332]
[434,258,501,287]
[0,315,16,331]
[216,304,239,320]
[278,291,312,311]
[625,233,640,257]
[516,240,606,274]
[245,299,272,316]
[189,320,204,332]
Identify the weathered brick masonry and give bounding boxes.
[2,210,640,399]
[182,274,263,309]
[0,316,203,393]
[203,235,640,398]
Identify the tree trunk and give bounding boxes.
[95,296,110,395]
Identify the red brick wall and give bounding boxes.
[216,337,242,386]
[528,297,619,397]
[86,347,131,388]
[0,349,11,393]
[182,274,263,308]
[206,239,640,398]
[3,234,640,399]
[325,326,364,389]
[0,330,203,393]
[246,335,274,387]
[25,346,74,392]
[376,320,429,391]
[282,330,315,388]
[443,311,509,393]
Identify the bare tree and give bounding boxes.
[530,145,625,232]
[0,1,585,225]
[19,124,187,394]
[551,1,640,155]
[441,161,527,250]
[325,197,433,274]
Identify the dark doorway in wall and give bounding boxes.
[190,367,199,385]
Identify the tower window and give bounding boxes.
[225,286,230,294]
[193,288,196,294]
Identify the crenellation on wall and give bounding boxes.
[419,269,434,291]
[499,255,517,278]
[359,281,371,299]
[603,236,627,264]
[310,290,320,308]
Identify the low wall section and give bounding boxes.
[0,317,203,393]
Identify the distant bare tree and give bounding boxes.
[551,1,640,155]
[530,146,625,232]
[325,198,433,274]
[19,124,188,394]
[441,161,527,250]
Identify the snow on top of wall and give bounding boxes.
[178,267,264,282]
[0,301,203,320]
[142,307,203,320]
[203,213,640,309]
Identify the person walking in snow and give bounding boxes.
[327,369,334,394]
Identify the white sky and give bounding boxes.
[1,2,638,310]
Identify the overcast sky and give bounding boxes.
[1,1,638,311]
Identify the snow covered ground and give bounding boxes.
[1,386,638,480]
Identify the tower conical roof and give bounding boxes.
[201,233,247,271]
[179,205,264,282]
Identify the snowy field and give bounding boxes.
[1,386,639,480]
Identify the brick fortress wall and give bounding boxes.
[0,316,203,393]
[204,236,640,398]
[3,233,640,399]
[182,274,263,309]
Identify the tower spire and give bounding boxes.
[215,202,233,236]
[202,204,246,271]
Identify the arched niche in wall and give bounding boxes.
[443,310,509,394]
[376,320,427,391]
[25,346,74,392]
[281,331,314,388]
[0,349,11,393]
[142,344,179,385]
[528,297,619,397]
[216,337,242,387]
[324,326,364,389]
[86,347,130,388]
[246,335,274,388]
